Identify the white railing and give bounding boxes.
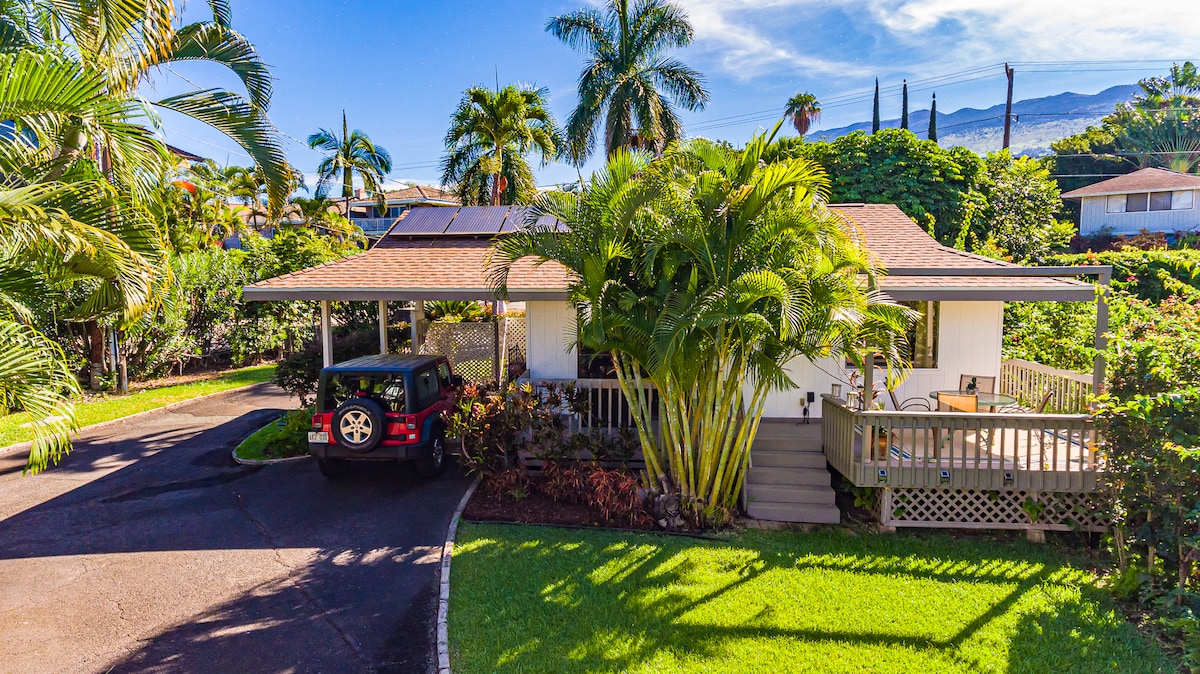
[526,377,657,433]
[1000,359,1094,414]
[822,395,1100,492]
[350,217,396,233]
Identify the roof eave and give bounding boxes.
[242,286,568,302]
[882,286,1097,302]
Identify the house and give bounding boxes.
[244,204,1110,530]
[340,185,459,237]
[1063,167,1200,237]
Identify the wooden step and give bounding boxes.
[746,484,836,505]
[751,435,816,451]
[751,449,827,469]
[746,466,832,487]
[746,501,841,524]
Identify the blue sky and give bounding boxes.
[153,0,1200,191]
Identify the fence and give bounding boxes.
[420,321,499,383]
[527,377,658,433]
[1000,358,1093,414]
[822,395,1099,493]
[503,316,527,381]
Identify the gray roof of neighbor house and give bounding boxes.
[1061,167,1200,199]
[243,204,1098,303]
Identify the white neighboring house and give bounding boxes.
[1063,167,1200,237]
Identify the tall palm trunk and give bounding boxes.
[491,143,504,206]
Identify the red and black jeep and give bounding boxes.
[308,354,461,479]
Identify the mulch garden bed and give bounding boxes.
[463,486,658,531]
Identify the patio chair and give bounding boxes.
[1000,387,1055,414]
[888,388,931,411]
[958,374,996,394]
[934,392,978,456]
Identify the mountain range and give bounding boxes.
[809,84,1139,156]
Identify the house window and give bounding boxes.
[1173,190,1194,210]
[1125,192,1149,212]
[1150,191,1173,211]
[904,301,939,369]
[1106,195,1126,213]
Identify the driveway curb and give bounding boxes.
[437,473,481,674]
[0,381,270,459]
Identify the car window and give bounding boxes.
[324,373,406,412]
[437,363,452,388]
[415,369,441,409]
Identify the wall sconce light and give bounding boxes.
[831,384,843,399]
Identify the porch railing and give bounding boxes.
[1000,358,1093,414]
[527,377,657,433]
[350,217,396,234]
[822,395,1100,492]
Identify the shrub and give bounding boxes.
[236,409,313,460]
[272,325,410,405]
[1095,298,1200,649]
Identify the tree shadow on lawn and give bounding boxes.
[450,526,1172,674]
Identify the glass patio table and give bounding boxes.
[928,390,1017,409]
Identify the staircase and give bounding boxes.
[744,422,840,524]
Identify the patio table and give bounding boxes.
[929,390,1017,409]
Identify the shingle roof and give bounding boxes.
[345,185,460,207]
[243,202,1094,302]
[1061,167,1200,198]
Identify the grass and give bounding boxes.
[233,408,311,461]
[450,523,1175,674]
[0,364,276,449]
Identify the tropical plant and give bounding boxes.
[547,0,709,160]
[784,92,821,136]
[308,112,393,212]
[440,85,558,206]
[492,126,914,526]
[958,151,1074,263]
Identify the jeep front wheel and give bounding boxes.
[415,432,446,478]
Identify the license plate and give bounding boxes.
[308,431,329,444]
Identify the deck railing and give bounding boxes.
[822,395,1100,492]
[1000,358,1093,414]
[350,217,396,234]
[524,377,657,433]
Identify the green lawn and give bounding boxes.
[450,523,1174,674]
[0,364,276,449]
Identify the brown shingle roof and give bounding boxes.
[345,185,459,206]
[244,202,1093,302]
[1061,167,1200,198]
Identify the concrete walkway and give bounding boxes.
[0,383,472,674]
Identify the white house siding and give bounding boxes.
[760,301,1006,419]
[1080,193,1200,236]
[525,301,577,379]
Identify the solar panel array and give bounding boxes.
[388,206,563,237]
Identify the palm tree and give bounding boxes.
[308,112,394,216]
[547,0,709,160]
[784,92,821,136]
[491,126,913,524]
[440,85,558,206]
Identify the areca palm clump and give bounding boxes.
[440,85,558,206]
[784,92,821,136]
[547,0,709,161]
[0,0,288,471]
[308,112,393,213]
[493,126,914,526]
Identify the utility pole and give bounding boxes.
[1003,63,1014,150]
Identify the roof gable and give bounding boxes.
[1061,167,1200,199]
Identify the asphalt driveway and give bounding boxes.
[0,383,473,674]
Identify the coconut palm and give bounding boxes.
[491,125,913,524]
[440,84,558,206]
[308,112,393,215]
[547,0,709,160]
[2,0,292,216]
[784,92,821,136]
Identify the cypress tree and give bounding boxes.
[871,78,880,134]
[900,79,909,130]
[928,92,938,142]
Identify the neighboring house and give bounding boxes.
[1063,167,1200,237]
[244,204,1108,529]
[341,185,459,238]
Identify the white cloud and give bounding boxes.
[676,0,1200,80]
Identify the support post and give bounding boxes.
[411,300,424,354]
[378,300,388,355]
[320,300,333,368]
[1093,267,1111,395]
[861,360,875,410]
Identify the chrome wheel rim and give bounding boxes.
[339,410,373,444]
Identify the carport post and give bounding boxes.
[411,300,424,354]
[378,300,388,355]
[320,300,333,367]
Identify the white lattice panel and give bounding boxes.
[421,321,498,383]
[877,488,1108,531]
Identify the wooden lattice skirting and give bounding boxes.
[874,487,1108,532]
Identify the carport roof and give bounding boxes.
[242,204,1098,303]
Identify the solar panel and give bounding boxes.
[538,215,568,232]
[445,206,508,234]
[390,207,456,235]
[499,206,532,233]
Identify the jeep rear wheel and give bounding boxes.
[415,432,445,479]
